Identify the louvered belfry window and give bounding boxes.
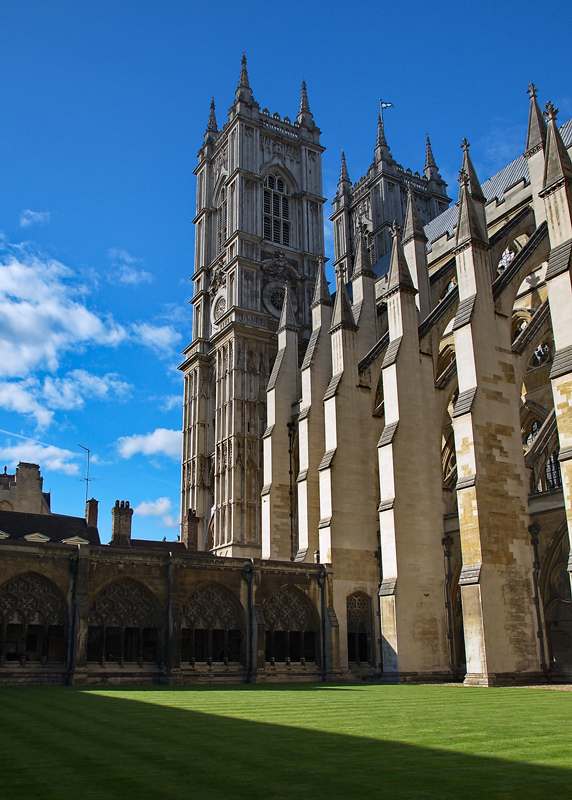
[263,174,290,246]
[218,189,227,255]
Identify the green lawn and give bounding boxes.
[1,683,571,799]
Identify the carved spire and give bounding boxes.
[525,82,547,154]
[425,134,436,169]
[455,169,487,247]
[311,256,333,307]
[278,283,297,332]
[235,54,253,102]
[386,223,416,295]
[339,150,350,182]
[402,184,427,243]
[542,101,572,189]
[297,80,314,126]
[352,222,375,278]
[205,97,218,137]
[377,114,387,148]
[330,269,357,331]
[460,138,486,202]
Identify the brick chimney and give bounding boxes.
[111,500,133,546]
[86,498,98,528]
[181,509,199,550]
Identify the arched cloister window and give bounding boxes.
[181,583,244,665]
[87,579,160,666]
[346,592,373,665]
[0,574,67,664]
[263,173,290,246]
[263,587,318,665]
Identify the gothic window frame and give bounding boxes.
[262,172,292,248]
[346,591,373,666]
[217,187,228,255]
[0,572,68,665]
[86,578,161,667]
[180,582,245,666]
[263,586,319,666]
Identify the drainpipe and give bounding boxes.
[441,535,457,680]
[318,567,327,682]
[65,552,79,686]
[287,421,296,561]
[528,522,551,682]
[243,560,254,683]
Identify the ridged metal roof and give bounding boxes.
[423,118,572,251]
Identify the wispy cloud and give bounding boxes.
[160,394,181,412]
[131,322,182,358]
[19,210,51,228]
[42,369,131,410]
[116,428,182,460]
[108,248,152,285]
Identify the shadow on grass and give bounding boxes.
[0,684,569,800]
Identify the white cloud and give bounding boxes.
[19,210,50,228]
[0,441,79,475]
[134,497,172,516]
[42,370,131,410]
[134,497,179,529]
[0,253,126,379]
[116,428,182,460]
[108,248,152,285]
[131,322,182,357]
[0,380,53,428]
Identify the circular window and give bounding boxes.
[269,288,285,311]
[214,296,226,321]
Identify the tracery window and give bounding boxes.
[530,342,550,368]
[497,246,516,274]
[217,188,227,255]
[263,587,317,664]
[0,574,67,664]
[346,592,372,665]
[546,452,563,491]
[87,579,160,666]
[263,174,290,246]
[526,420,542,446]
[181,584,244,665]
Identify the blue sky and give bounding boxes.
[0,0,570,542]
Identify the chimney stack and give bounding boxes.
[111,500,133,547]
[86,498,98,528]
[181,509,199,550]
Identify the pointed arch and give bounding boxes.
[346,591,373,665]
[86,579,161,666]
[0,572,68,664]
[263,585,319,664]
[181,582,245,665]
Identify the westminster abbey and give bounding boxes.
[1,60,571,686]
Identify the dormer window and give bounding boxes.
[263,174,290,246]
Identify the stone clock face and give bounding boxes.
[262,280,298,318]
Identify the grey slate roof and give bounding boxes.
[423,119,572,251]
[0,510,100,545]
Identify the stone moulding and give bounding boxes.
[458,564,482,585]
[378,577,397,596]
[549,344,572,380]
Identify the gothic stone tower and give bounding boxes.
[331,109,451,284]
[180,58,325,557]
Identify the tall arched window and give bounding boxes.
[0,574,67,664]
[263,587,318,664]
[263,174,290,246]
[181,584,244,665]
[87,579,160,666]
[346,592,372,665]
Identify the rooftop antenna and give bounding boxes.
[78,444,92,505]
